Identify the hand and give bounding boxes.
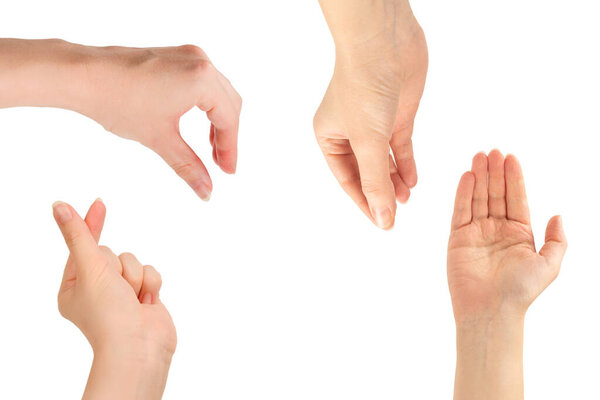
[0,39,241,201]
[448,150,567,400]
[82,44,242,200]
[314,7,428,229]
[448,150,568,322]
[53,199,176,400]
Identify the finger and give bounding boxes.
[155,134,213,201]
[505,154,531,225]
[539,216,567,271]
[99,246,122,275]
[390,133,417,188]
[451,172,475,230]
[389,154,411,203]
[471,152,489,219]
[216,70,242,114]
[61,199,107,288]
[199,75,240,174]
[350,135,397,230]
[84,198,106,243]
[53,201,100,271]
[318,138,375,224]
[487,149,506,219]
[119,252,144,297]
[139,265,162,305]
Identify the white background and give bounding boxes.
[1,0,599,399]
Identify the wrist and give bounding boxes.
[92,333,175,369]
[456,313,525,350]
[454,314,525,400]
[84,341,173,400]
[327,1,421,57]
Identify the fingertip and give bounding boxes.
[216,149,237,174]
[91,197,106,214]
[504,154,521,170]
[472,152,488,167]
[551,214,566,237]
[488,148,504,158]
[460,171,476,186]
[197,188,212,202]
[53,201,73,224]
[396,189,410,204]
[404,171,418,189]
[192,177,213,201]
[371,206,395,230]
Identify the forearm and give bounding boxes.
[84,344,173,400]
[0,39,95,112]
[454,316,525,400]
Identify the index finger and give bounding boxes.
[197,69,241,174]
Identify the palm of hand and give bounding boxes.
[313,26,428,229]
[448,217,552,319]
[447,151,566,321]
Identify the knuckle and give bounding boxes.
[145,265,162,282]
[361,181,385,196]
[119,251,134,259]
[64,229,85,247]
[179,44,207,58]
[188,58,215,79]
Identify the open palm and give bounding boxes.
[447,151,567,321]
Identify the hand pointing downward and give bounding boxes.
[79,44,242,201]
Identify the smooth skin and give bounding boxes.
[0,38,242,200]
[448,150,567,400]
[53,199,176,400]
[315,0,428,229]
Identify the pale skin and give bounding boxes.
[53,199,176,400]
[315,0,428,229]
[448,150,568,400]
[0,38,242,200]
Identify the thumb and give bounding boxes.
[349,135,397,230]
[539,215,568,270]
[154,134,213,201]
[53,201,100,271]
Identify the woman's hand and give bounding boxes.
[448,150,567,400]
[314,1,428,229]
[81,44,242,200]
[0,39,242,200]
[448,150,567,322]
[53,199,176,400]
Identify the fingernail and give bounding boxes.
[95,197,104,204]
[196,186,212,202]
[52,201,72,224]
[373,207,394,230]
[141,292,152,304]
